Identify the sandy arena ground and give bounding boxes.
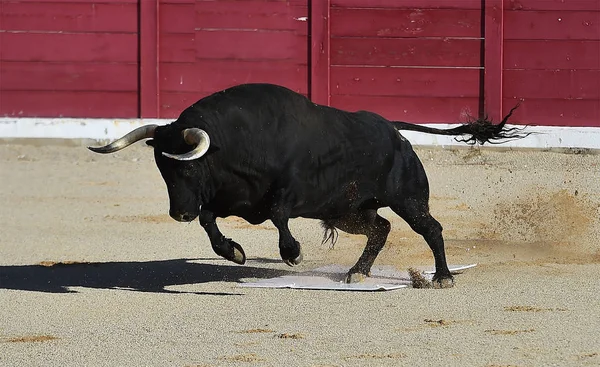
[1,142,599,367]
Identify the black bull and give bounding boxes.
[89,83,525,287]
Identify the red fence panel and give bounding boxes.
[502,0,600,127]
[157,0,309,118]
[0,1,139,118]
[0,0,598,128]
[329,0,483,123]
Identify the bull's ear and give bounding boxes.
[146,139,155,147]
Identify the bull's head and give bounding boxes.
[88,125,211,222]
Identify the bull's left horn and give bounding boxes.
[162,128,210,161]
[88,124,158,154]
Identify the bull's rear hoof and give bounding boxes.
[345,272,367,284]
[432,275,454,289]
[283,251,303,267]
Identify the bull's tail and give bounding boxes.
[390,104,529,145]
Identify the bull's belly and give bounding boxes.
[206,180,388,223]
[289,192,385,220]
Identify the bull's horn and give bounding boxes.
[88,124,158,154]
[162,128,210,161]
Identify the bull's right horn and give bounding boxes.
[162,128,210,161]
[88,124,158,154]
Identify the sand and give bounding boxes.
[0,142,599,367]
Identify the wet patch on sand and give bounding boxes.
[217,353,265,362]
[277,333,304,339]
[485,329,535,335]
[504,305,568,312]
[343,352,406,361]
[103,214,173,224]
[3,335,59,343]
[237,328,274,334]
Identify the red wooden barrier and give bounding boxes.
[502,0,600,127]
[157,0,309,118]
[0,0,598,127]
[0,0,139,118]
[140,0,160,118]
[310,0,330,106]
[484,0,504,123]
[328,0,483,123]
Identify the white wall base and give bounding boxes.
[1,117,599,149]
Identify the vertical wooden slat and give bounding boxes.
[310,0,330,106]
[139,0,159,118]
[484,0,504,121]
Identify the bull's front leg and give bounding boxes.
[270,193,303,266]
[198,210,246,264]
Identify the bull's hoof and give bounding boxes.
[432,274,454,289]
[345,272,367,284]
[283,251,303,267]
[281,242,303,266]
[231,242,246,265]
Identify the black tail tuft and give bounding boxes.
[390,103,530,145]
[455,103,530,145]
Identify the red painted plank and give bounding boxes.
[310,0,330,105]
[505,0,600,11]
[12,0,138,3]
[331,0,482,10]
[160,92,209,118]
[330,67,480,97]
[484,0,504,123]
[195,1,308,35]
[1,33,138,62]
[195,31,308,61]
[140,0,160,118]
[504,70,600,100]
[331,8,481,38]
[0,62,138,91]
[504,40,600,69]
[0,2,137,32]
[0,91,138,118]
[161,0,194,4]
[160,3,195,33]
[159,33,196,62]
[331,38,482,67]
[504,11,600,40]
[502,98,600,127]
[160,61,308,93]
[330,95,481,123]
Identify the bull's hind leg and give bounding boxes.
[391,199,453,288]
[324,210,391,283]
[198,210,246,264]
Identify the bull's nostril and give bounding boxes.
[170,211,196,222]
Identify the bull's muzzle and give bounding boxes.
[169,210,198,222]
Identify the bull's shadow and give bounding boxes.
[0,258,294,295]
